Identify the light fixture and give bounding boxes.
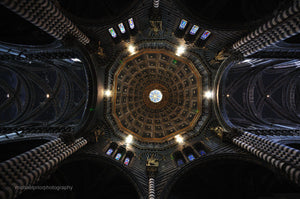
[204,91,213,99]
[266,94,270,98]
[189,25,199,35]
[104,90,112,97]
[179,19,187,30]
[118,23,126,34]
[175,135,184,144]
[6,94,9,98]
[226,94,230,98]
[128,44,136,55]
[176,45,186,56]
[46,93,50,98]
[108,28,117,38]
[125,135,133,144]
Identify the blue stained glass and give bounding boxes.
[188,154,195,161]
[108,28,117,38]
[115,153,122,160]
[118,23,126,34]
[128,18,135,29]
[106,148,114,156]
[179,19,187,30]
[200,30,211,40]
[124,157,130,165]
[199,150,206,156]
[189,25,199,35]
[177,159,184,166]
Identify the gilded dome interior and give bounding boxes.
[111,49,202,141]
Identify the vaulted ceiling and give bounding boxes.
[0,0,300,198]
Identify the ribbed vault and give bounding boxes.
[221,59,300,129]
[0,55,88,127]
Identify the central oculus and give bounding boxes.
[149,89,163,103]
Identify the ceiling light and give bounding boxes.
[6,94,9,98]
[175,135,184,144]
[104,90,112,97]
[176,45,185,56]
[204,91,213,99]
[46,94,50,98]
[125,135,133,144]
[128,44,136,55]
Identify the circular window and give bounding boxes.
[149,89,163,103]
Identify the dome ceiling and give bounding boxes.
[105,41,210,146]
[112,50,202,141]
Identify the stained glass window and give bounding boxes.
[200,30,211,40]
[177,159,184,166]
[128,18,135,29]
[199,150,206,156]
[179,19,187,30]
[149,90,163,103]
[189,25,199,35]
[118,23,126,34]
[106,148,114,156]
[124,157,130,165]
[188,154,195,161]
[115,153,122,160]
[108,28,117,38]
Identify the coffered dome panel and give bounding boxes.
[111,49,202,142]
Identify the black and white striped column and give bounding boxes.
[233,0,300,57]
[0,0,90,45]
[232,131,300,185]
[148,177,155,199]
[153,0,160,8]
[0,137,87,199]
[146,156,159,199]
